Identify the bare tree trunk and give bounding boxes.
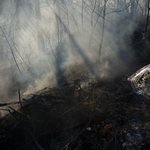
[124,0,129,13]
[145,0,148,16]
[91,0,97,26]
[82,0,83,27]
[130,0,137,17]
[35,0,45,52]
[99,0,107,62]
[144,0,150,39]
[117,0,120,10]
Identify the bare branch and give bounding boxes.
[0,26,22,75]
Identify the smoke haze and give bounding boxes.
[0,0,146,106]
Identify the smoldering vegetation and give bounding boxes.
[1,0,150,149]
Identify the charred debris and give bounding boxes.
[1,18,150,150]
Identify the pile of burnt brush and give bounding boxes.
[1,19,150,150]
[1,73,150,150]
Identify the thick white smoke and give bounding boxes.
[0,0,146,106]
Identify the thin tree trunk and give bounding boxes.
[130,0,137,17]
[145,0,148,16]
[144,0,149,39]
[35,0,45,51]
[82,0,83,27]
[99,0,107,62]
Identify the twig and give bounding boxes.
[23,122,80,147]
[64,114,93,150]
[0,26,22,75]
[0,101,20,107]
[8,106,27,118]
[18,89,25,114]
[7,107,44,150]
[106,4,130,15]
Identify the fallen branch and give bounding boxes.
[0,101,20,107]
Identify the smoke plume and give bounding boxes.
[0,0,145,105]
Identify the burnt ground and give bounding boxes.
[1,17,150,150]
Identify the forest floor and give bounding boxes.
[1,17,150,150]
